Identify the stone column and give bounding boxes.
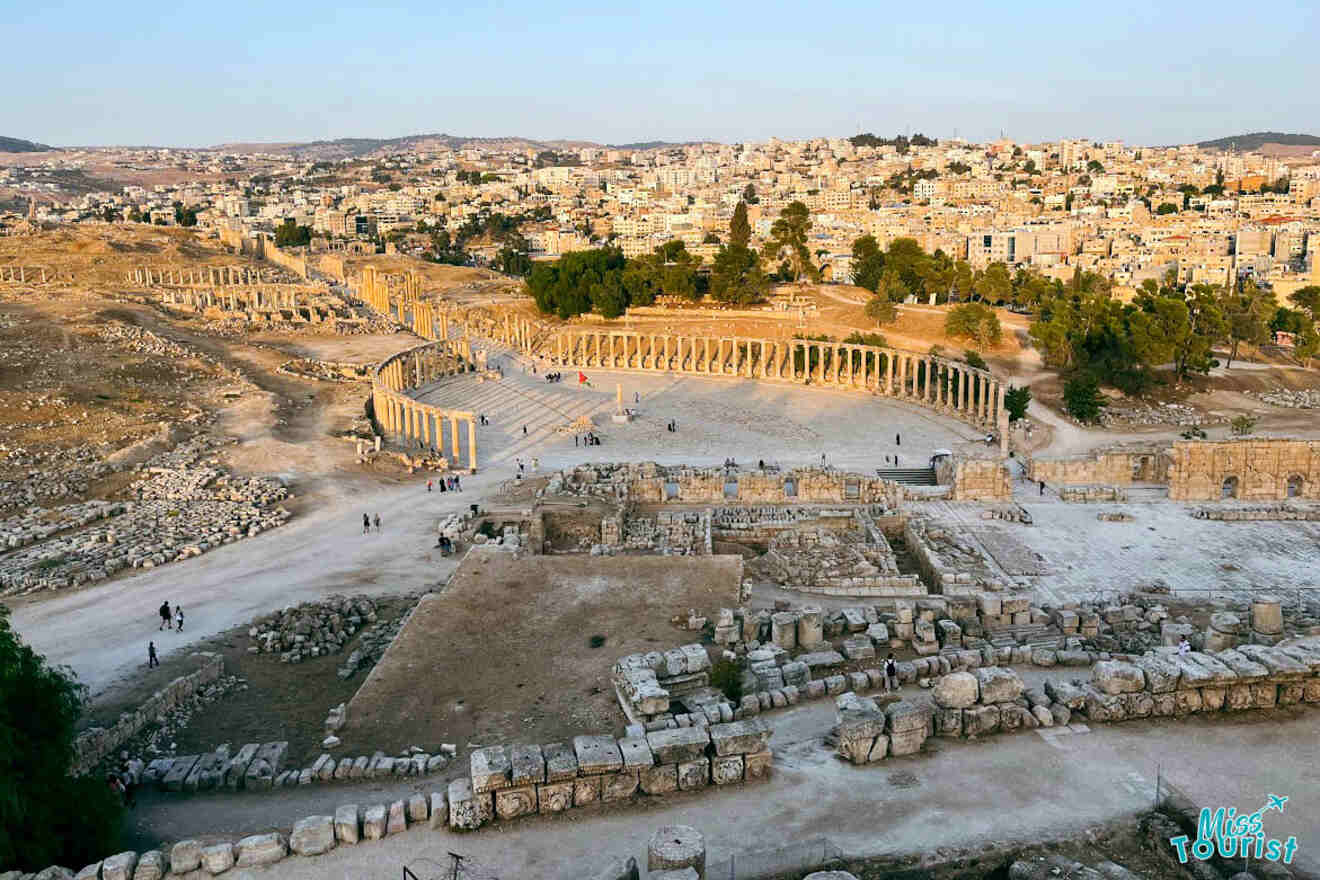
[898,355,907,396]
[467,418,478,470]
[962,369,970,414]
[451,416,461,460]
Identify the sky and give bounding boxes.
[7,0,1319,148]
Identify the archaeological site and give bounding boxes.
[3,216,1320,880]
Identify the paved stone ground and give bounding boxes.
[132,705,1318,880]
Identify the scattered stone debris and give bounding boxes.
[1250,388,1320,409]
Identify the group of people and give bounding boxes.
[434,534,456,555]
[543,371,565,383]
[665,420,678,433]
[148,600,186,670]
[362,513,382,534]
[574,433,602,446]
[426,475,462,493]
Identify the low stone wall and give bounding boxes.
[1191,504,1320,521]
[902,517,1012,593]
[1057,485,1127,503]
[1028,447,1167,487]
[71,654,224,776]
[561,463,905,509]
[457,724,773,830]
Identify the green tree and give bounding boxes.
[1086,159,1105,174]
[864,294,898,325]
[763,201,816,283]
[709,243,767,305]
[1167,284,1228,378]
[729,201,751,248]
[1003,385,1031,421]
[944,302,1002,349]
[849,235,885,293]
[963,349,988,370]
[274,219,311,248]
[1222,280,1275,367]
[702,232,721,244]
[0,606,125,870]
[1156,202,1178,215]
[1063,373,1107,424]
[1288,285,1320,320]
[972,262,1013,304]
[741,183,758,204]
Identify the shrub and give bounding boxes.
[1004,385,1031,422]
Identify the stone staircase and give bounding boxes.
[874,467,938,486]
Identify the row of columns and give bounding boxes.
[130,266,266,286]
[372,340,479,469]
[553,331,1002,426]
[0,266,46,282]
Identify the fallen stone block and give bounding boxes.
[101,853,137,880]
[387,800,407,835]
[235,833,286,868]
[131,851,166,880]
[495,785,539,819]
[932,671,978,709]
[363,804,388,840]
[169,841,202,874]
[677,757,709,790]
[200,842,235,875]
[963,704,1000,737]
[542,742,579,781]
[573,775,603,806]
[646,727,710,764]
[709,719,772,756]
[1091,660,1145,695]
[574,735,623,775]
[537,781,574,812]
[290,816,335,856]
[448,779,492,830]
[470,745,511,793]
[334,805,360,844]
[974,666,1024,703]
[640,763,678,795]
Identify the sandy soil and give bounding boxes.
[341,554,741,755]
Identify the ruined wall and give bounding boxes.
[947,458,1012,501]
[72,653,224,776]
[1028,448,1168,486]
[1167,438,1320,501]
[218,227,243,252]
[317,254,348,283]
[262,239,309,279]
[619,466,903,508]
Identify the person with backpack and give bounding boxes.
[158,600,172,631]
[884,653,899,692]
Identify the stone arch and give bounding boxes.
[1287,474,1304,498]
[1221,475,1239,499]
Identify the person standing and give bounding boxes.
[454,474,461,491]
[148,641,159,668]
[895,433,901,446]
[884,653,899,692]
[1038,480,1045,496]
[373,513,381,533]
[175,605,184,632]
[427,480,433,493]
[363,513,371,534]
[159,601,172,631]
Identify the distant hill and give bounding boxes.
[608,141,691,151]
[214,133,609,160]
[0,136,54,153]
[213,133,708,159]
[1196,132,1320,151]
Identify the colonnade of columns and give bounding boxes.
[129,266,268,286]
[0,266,47,282]
[372,339,479,470]
[551,330,1003,426]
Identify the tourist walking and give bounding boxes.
[1038,480,1045,496]
[884,653,899,692]
[148,641,159,668]
[373,513,381,532]
[427,480,433,493]
[159,601,172,631]
[363,513,371,534]
[175,605,184,632]
[523,424,528,436]
[895,433,901,446]
[1178,637,1191,655]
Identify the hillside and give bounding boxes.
[1196,131,1320,151]
[0,135,54,153]
[214,133,603,160]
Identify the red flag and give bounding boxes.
[578,371,588,384]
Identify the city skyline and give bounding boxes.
[7,0,1318,148]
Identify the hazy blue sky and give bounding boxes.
[9,0,1318,147]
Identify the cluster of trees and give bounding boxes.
[454,170,500,185]
[848,133,938,153]
[274,218,312,248]
[528,198,796,318]
[0,606,125,871]
[526,242,708,319]
[1032,274,1320,422]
